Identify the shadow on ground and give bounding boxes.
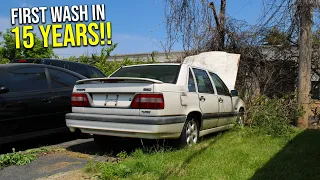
[66,131,226,157]
[66,137,175,157]
[0,132,79,154]
[1,129,226,159]
[251,129,320,180]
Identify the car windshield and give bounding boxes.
[110,64,181,83]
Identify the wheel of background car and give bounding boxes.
[179,115,199,146]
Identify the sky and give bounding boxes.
[0,0,264,57]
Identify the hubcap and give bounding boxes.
[186,119,198,146]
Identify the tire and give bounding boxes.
[179,115,199,147]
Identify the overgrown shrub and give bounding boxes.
[64,44,158,76]
[0,58,9,64]
[245,94,303,136]
[95,57,157,76]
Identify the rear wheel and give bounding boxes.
[179,115,199,146]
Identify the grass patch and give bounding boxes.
[84,128,314,180]
[0,147,52,169]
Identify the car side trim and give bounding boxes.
[66,113,186,125]
[202,112,238,119]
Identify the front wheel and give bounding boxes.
[179,115,199,146]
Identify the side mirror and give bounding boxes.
[230,90,238,97]
[0,86,9,94]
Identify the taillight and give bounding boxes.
[131,94,164,109]
[71,93,90,107]
[18,60,27,63]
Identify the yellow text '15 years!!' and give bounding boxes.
[11,22,112,49]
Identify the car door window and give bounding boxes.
[210,72,230,96]
[188,69,196,92]
[0,67,48,92]
[48,68,80,88]
[87,66,105,78]
[192,68,214,94]
[68,64,88,77]
[47,61,66,69]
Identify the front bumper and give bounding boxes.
[65,113,186,139]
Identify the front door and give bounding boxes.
[0,66,51,142]
[209,72,235,126]
[192,68,219,130]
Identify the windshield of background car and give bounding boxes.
[110,64,181,84]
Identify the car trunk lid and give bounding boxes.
[74,77,162,108]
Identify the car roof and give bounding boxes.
[16,58,99,69]
[0,63,87,79]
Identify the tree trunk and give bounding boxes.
[219,0,226,51]
[209,0,226,51]
[297,0,313,128]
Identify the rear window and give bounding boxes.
[87,66,106,78]
[110,65,181,83]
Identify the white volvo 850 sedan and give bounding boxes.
[65,63,245,146]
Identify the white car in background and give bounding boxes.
[66,63,245,146]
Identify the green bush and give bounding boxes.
[0,58,10,64]
[64,43,158,76]
[245,94,303,137]
[95,57,157,76]
[0,147,51,169]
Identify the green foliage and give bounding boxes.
[116,151,128,160]
[0,28,55,60]
[65,43,157,76]
[86,158,152,179]
[85,129,304,180]
[0,147,50,169]
[0,58,10,64]
[97,57,157,76]
[263,27,289,46]
[23,34,55,58]
[0,29,23,60]
[246,94,303,137]
[0,147,51,169]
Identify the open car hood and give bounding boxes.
[183,51,241,91]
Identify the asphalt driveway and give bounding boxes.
[0,133,167,180]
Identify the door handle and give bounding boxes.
[218,98,223,103]
[199,96,206,102]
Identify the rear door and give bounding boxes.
[0,66,51,142]
[192,68,219,129]
[46,67,83,129]
[209,72,234,126]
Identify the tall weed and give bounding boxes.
[245,94,303,136]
